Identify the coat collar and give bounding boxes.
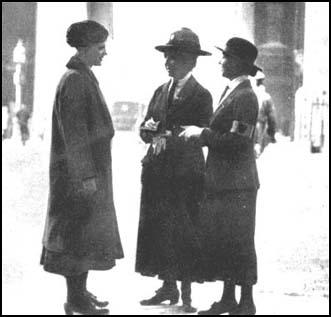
[66,56,112,126]
[169,75,198,105]
[169,72,192,93]
[66,56,99,85]
[221,79,252,107]
[155,76,199,130]
[210,79,252,124]
[227,75,249,92]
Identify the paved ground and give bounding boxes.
[2,132,329,315]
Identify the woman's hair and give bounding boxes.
[66,20,109,48]
[236,60,258,77]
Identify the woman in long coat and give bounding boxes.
[135,28,213,313]
[40,20,123,315]
[181,37,261,315]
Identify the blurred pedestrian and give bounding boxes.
[2,105,9,140]
[2,102,15,140]
[135,28,213,313]
[180,37,260,315]
[253,70,277,158]
[16,104,31,145]
[40,20,124,315]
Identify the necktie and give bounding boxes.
[168,80,178,107]
[218,85,230,105]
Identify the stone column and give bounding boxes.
[87,2,113,37]
[254,2,305,139]
[240,2,255,42]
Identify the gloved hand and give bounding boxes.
[142,118,160,131]
[81,177,97,197]
[179,126,204,141]
[152,136,167,155]
[69,178,97,220]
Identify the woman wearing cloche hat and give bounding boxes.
[181,37,261,315]
[40,20,124,315]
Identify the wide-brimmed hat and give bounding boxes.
[155,28,211,56]
[216,37,262,75]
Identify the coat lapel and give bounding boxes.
[210,80,251,125]
[152,76,199,130]
[154,81,171,132]
[168,76,198,117]
[66,56,112,125]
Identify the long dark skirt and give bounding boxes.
[199,189,258,285]
[135,168,205,282]
[40,247,116,276]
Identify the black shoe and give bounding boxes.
[85,290,109,307]
[182,303,197,313]
[140,287,180,306]
[198,300,238,315]
[64,300,109,315]
[229,302,256,315]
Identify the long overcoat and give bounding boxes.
[41,56,123,274]
[135,76,213,281]
[199,79,260,285]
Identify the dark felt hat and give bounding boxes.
[66,20,109,48]
[216,37,262,75]
[155,27,211,56]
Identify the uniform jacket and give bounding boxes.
[42,56,124,261]
[140,75,213,179]
[200,79,260,192]
[135,76,213,280]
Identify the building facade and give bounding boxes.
[2,2,328,144]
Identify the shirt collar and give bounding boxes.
[170,71,192,90]
[228,75,249,91]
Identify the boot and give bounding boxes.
[140,281,179,306]
[181,281,197,313]
[229,302,256,315]
[64,298,109,315]
[82,272,109,307]
[85,290,109,308]
[198,299,238,315]
[229,285,256,315]
[65,274,109,315]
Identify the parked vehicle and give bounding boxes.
[111,101,146,131]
